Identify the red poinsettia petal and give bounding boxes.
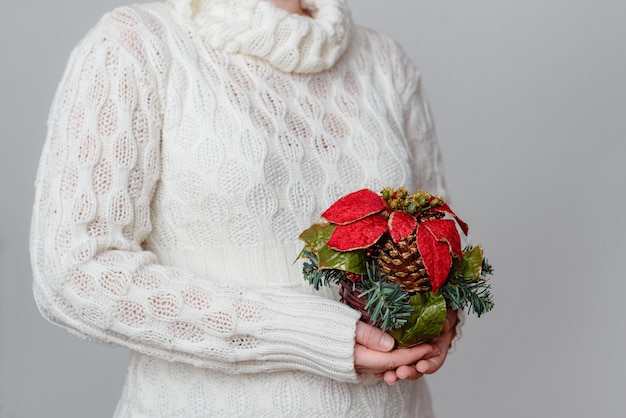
[322,189,386,225]
[327,215,388,251]
[430,200,469,236]
[422,219,462,260]
[389,211,417,243]
[417,224,453,292]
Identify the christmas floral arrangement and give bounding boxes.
[298,188,493,347]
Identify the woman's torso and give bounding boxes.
[110,2,434,416]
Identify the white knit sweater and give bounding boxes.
[31,0,455,416]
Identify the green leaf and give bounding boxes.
[298,223,366,274]
[318,245,367,274]
[456,245,484,282]
[388,292,447,347]
[298,223,336,252]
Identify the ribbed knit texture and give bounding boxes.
[31,0,455,416]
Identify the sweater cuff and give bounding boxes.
[247,288,362,382]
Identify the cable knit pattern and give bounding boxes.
[31,0,452,416]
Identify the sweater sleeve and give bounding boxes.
[30,8,361,382]
[394,44,465,351]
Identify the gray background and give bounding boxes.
[1,0,625,417]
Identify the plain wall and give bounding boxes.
[1,1,625,417]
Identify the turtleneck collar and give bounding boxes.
[168,0,352,73]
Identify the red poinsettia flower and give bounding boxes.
[321,189,469,292]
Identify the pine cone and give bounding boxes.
[373,210,445,293]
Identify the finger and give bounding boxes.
[416,354,444,374]
[382,365,423,385]
[395,365,423,381]
[379,345,433,371]
[355,321,395,352]
[355,343,434,374]
[416,332,451,374]
[383,370,399,385]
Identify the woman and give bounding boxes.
[31,0,461,415]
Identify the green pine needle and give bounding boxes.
[359,261,413,332]
[440,247,495,316]
[442,277,494,317]
[302,254,416,332]
[301,249,345,290]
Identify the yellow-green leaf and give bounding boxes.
[298,223,336,252]
[457,245,484,282]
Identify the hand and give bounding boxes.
[354,322,435,385]
[414,308,458,375]
[370,309,459,385]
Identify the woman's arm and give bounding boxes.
[31,8,361,382]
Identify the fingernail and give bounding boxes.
[381,335,395,350]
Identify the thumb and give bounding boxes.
[355,321,395,352]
